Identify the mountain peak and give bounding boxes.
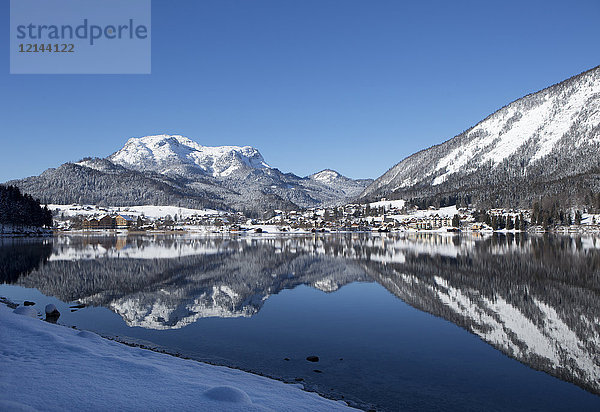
[309,169,342,183]
[108,135,270,178]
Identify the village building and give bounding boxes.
[82,218,99,230]
[406,215,453,230]
[115,214,136,229]
[97,215,116,229]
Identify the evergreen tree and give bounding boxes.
[491,216,498,231]
[0,185,53,228]
[484,212,492,226]
[575,210,583,225]
[506,216,514,230]
[452,214,460,228]
[519,213,526,231]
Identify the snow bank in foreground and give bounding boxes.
[0,305,352,411]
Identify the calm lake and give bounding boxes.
[1,233,599,411]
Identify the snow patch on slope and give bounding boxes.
[361,66,600,199]
[431,71,600,184]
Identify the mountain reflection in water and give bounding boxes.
[2,233,599,402]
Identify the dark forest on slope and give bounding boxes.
[0,185,53,228]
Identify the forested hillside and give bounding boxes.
[360,65,600,208]
[0,185,53,228]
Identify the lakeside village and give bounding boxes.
[49,199,600,234]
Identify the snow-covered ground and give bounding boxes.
[49,204,224,219]
[368,199,406,210]
[0,304,352,411]
[379,205,458,223]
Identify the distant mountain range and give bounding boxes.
[7,66,600,211]
[8,135,371,214]
[360,65,600,208]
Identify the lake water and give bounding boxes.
[1,233,599,411]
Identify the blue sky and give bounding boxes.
[1,0,599,182]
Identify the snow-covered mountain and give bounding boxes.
[310,169,342,183]
[108,135,270,178]
[360,65,600,207]
[8,135,372,213]
[308,169,373,198]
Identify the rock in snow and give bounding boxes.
[0,304,354,411]
[13,306,37,318]
[44,304,60,323]
[44,304,58,314]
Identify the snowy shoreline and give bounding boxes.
[0,224,53,237]
[0,303,354,411]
